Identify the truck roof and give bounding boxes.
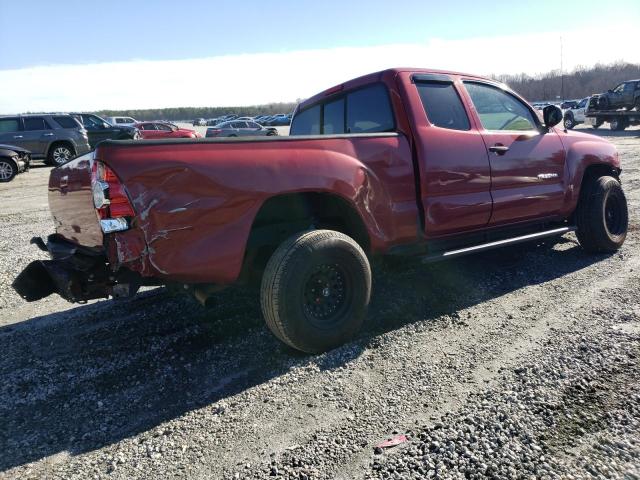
[297,67,491,111]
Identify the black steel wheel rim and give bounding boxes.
[303,263,350,328]
[604,194,625,236]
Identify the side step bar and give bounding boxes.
[421,226,575,264]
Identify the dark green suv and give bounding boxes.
[70,113,140,148]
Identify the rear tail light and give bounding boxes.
[91,161,135,233]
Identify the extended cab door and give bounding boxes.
[401,74,492,237]
[462,81,566,225]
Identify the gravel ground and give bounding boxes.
[0,126,638,479]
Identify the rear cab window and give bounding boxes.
[290,105,320,135]
[290,83,394,135]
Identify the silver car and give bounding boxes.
[0,114,91,166]
[205,120,278,138]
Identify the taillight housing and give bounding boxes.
[91,161,135,233]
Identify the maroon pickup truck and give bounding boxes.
[14,68,628,353]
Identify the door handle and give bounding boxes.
[489,144,509,155]
[13,135,23,139]
[43,133,54,137]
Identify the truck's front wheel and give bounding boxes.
[576,176,628,253]
[563,114,575,130]
[261,229,371,353]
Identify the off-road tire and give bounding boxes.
[576,176,628,253]
[260,229,371,353]
[592,119,603,130]
[0,158,17,182]
[47,143,75,166]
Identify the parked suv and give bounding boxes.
[594,80,640,111]
[70,113,139,148]
[0,114,91,166]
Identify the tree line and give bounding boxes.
[93,62,640,120]
[492,61,640,102]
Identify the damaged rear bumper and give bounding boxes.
[12,235,145,303]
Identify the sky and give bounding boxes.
[0,0,638,113]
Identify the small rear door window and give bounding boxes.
[346,84,394,133]
[290,105,321,135]
[416,81,470,131]
[53,116,80,129]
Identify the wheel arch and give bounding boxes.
[569,162,621,222]
[239,191,371,284]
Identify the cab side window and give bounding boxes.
[416,81,470,131]
[346,84,394,133]
[464,82,537,131]
[290,83,394,135]
[323,98,345,134]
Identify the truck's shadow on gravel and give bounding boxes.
[0,236,607,471]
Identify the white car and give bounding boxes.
[562,98,602,130]
[104,116,138,127]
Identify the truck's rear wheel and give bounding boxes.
[576,176,628,253]
[609,118,627,131]
[260,229,371,353]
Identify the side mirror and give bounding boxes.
[608,89,613,93]
[542,105,563,129]
[102,122,111,129]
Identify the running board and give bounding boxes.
[421,226,575,264]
